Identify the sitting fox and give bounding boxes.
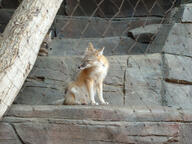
[64,42,109,105]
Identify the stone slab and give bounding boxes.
[164,54,192,82]
[48,37,148,56]
[0,123,21,144]
[125,54,163,106]
[150,23,192,57]
[129,24,162,43]
[0,9,163,38]
[181,3,192,23]
[102,85,124,106]
[15,56,127,105]
[164,82,192,109]
[163,23,192,57]
[55,16,163,38]
[3,105,192,144]
[15,56,80,105]
[6,105,192,122]
[13,121,179,144]
[180,123,192,144]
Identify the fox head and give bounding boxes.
[78,42,105,70]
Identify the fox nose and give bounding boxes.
[78,63,86,69]
[78,64,84,69]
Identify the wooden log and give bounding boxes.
[0,0,63,119]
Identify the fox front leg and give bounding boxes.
[97,81,109,105]
[86,79,98,105]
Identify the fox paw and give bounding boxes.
[91,102,99,105]
[101,101,109,105]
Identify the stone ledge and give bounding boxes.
[0,121,180,144]
[15,55,127,105]
[15,54,165,106]
[0,123,22,144]
[48,37,148,56]
[55,16,163,38]
[150,23,192,57]
[5,105,192,122]
[2,105,192,144]
[170,3,192,23]
[15,54,192,107]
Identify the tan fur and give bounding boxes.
[64,43,109,105]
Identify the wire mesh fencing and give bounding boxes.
[43,0,186,108]
[9,0,192,111]
[1,0,192,143]
[51,1,191,142]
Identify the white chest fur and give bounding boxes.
[90,64,108,81]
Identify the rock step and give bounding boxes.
[150,23,192,57]
[55,16,164,38]
[48,24,164,56]
[14,54,192,108]
[48,37,148,56]
[15,54,162,106]
[1,105,192,144]
[5,105,192,122]
[15,55,128,105]
[0,9,164,38]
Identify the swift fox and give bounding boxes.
[64,42,109,105]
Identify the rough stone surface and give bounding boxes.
[15,56,127,105]
[181,3,192,22]
[2,105,192,144]
[103,85,124,106]
[163,23,192,57]
[125,54,163,106]
[55,16,163,38]
[180,123,192,144]
[102,56,128,105]
[150,23,192,57]
[129,24,162,43]
[5,105,192,122]
[16,54,185,107]
[0,123,21,144]
[161,53,192,109]
[0,10,163,38]
[65,0,180,18]
[164,82,192,109]
[12,122,179,144]
[105,56,127,86]
[167,4,192,24]
[48,37,148,56]
[164,54,192,82]
[15,56,80,105]
[1,1,192,143]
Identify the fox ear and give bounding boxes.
[85,43,95,55]
[98,47,104,56]
[88,42,95,51]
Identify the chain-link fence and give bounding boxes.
[1,0,192,143]
[40,0,184,108]
[55,0,180,54]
